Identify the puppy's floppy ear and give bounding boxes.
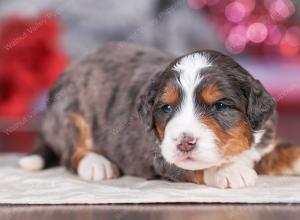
[138,72,162,131]
[247,78,276,130]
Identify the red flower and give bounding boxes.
[0,12,68,118]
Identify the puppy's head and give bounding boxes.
[138,50,275,170]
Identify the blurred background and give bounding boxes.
[0,0,299,152]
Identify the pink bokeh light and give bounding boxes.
[265,0,295,21]
[236,0,256,15]
[189,0,300,58]
[266,25,282,45]
[226,27,248,54]
[246,22,268,43]
[225,2,247,23]
[279,27,300,57]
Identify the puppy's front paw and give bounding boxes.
[204,164,257,189]
[78,152,120,181]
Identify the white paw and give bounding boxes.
[204,164,257,189]
[19,155,45,171]
[78,152,120,181]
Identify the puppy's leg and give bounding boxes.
[255,142,300,176]
[203,163,257,189]
[19,134,59,171]
[69,113,120,181]
[75,152,120,181]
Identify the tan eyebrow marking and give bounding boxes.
[201,83,225,105]
[161,83,179,106]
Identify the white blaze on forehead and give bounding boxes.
[172,52,211,119]
[173,53,211,88]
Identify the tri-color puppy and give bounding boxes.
[19,42,300,189]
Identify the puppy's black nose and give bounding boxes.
[177,133,197,152]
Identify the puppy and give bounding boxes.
[19,42,300,189]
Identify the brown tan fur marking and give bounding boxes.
[155,123,164,141]
[202,116,252,158]
[192,170,204,184]
[161,82,179,106]
[201,83,225,105]
[68,112,94,172]
[255,142,300,175]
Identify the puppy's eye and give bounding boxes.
[161,105,173,113]
[214,102,228,111]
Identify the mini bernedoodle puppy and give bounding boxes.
[19,42,300,189]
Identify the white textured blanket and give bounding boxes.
[1,154,300,204]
